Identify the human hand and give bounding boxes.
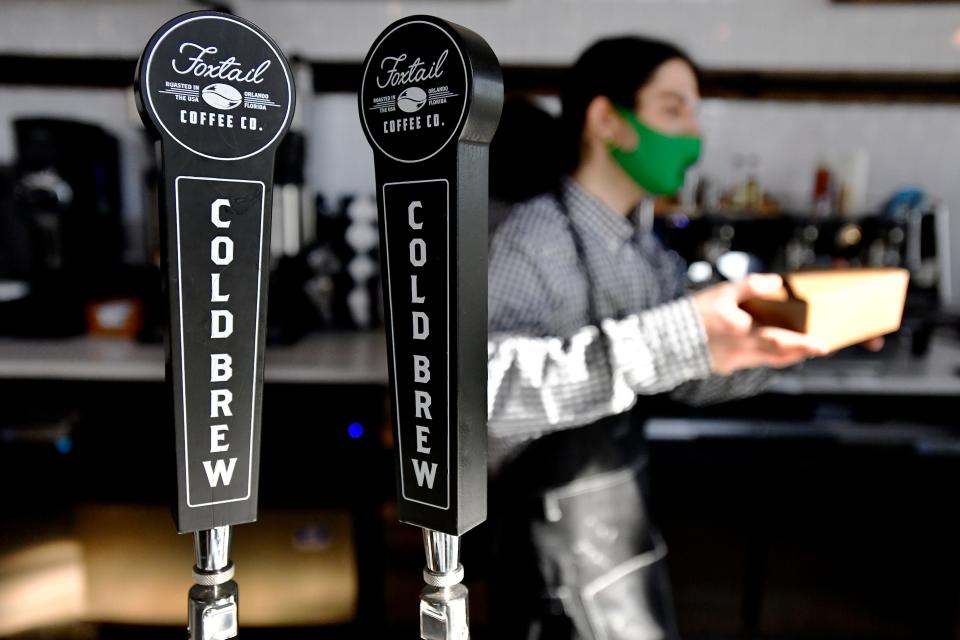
[692,274,830,375]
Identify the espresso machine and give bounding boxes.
[0,118,125,336]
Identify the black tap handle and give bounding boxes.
[359,15,503,535]
[135,10,295,533]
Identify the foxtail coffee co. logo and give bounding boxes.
[360,21,468,163]
[140,15,293,161]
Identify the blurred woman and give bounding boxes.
[486,37,827,640]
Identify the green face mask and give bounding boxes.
[609,108,702,196]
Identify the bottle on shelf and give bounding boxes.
[812,158,834,218]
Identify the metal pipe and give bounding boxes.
[194,526,232,573]
[189,526,238,640]
[423,529,460,575]
[420,528,469,640]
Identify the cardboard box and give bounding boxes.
[740,268,910,352]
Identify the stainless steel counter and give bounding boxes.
[0,332,389,384]
[768,336,960,397]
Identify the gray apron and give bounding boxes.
[490,412,680,640]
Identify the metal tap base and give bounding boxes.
[188,580,239,640]
[188,527,238,640]
[419,529,469,640]
[420,583,469,640]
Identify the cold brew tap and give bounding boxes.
[359,16,503,640]
[135,11,295,639]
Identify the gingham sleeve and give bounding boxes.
[647,234,774,406]
[669,366,772,406]
[487,237,713,440]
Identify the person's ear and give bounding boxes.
[583,96,637,151]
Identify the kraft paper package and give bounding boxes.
[740,268,909,352]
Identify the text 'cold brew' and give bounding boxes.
[136,11,295,533]
[359,16,502,535]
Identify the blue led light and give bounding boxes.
[54,436,73,455]
[347,422,364,439]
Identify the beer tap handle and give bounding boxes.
[136,11,294,640]
[359,15,502,640]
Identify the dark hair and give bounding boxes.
[489,97,564,203]
[559,36,701,171]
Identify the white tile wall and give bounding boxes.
[1,88,958,256]
[0,0,196,57]
[306,94,376,201]
[315,95,960,217]
[2,0,959,71]
[697,99,960,214]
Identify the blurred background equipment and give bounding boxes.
[1,118,125,337]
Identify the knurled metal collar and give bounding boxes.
[193,562,235,586]
[423,563,464,588]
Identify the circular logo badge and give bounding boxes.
[360,20,469,164]
[141,14,293,161]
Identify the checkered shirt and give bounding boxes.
[487,177,769,468]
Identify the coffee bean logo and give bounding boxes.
[202,83,243,110]
[397,86,427,113]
